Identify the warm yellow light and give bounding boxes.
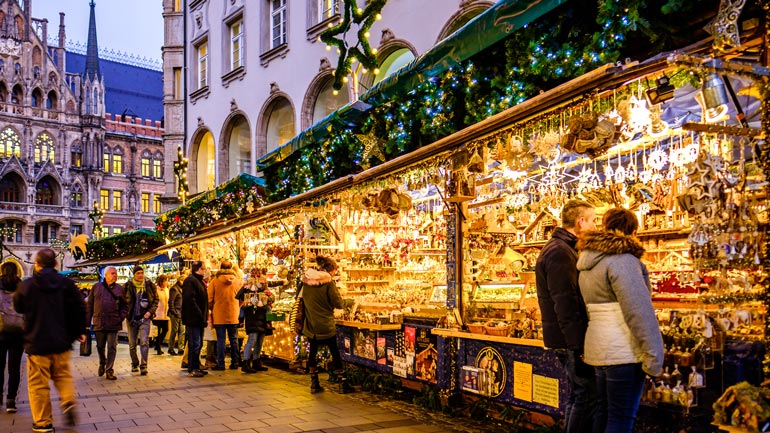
[342,76,349,83]
[372,48,378,54]
[357,8,363,13]
[332,90,339,96]
[328,23,333,28]
[326,45,331,51]
[375,13,382,20]
[374,68,380,75]
[364,32,370,38]
[362,68,368,74]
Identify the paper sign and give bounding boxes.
[392,356,408,378]
[532,374,559,408]
[513,361,533,402]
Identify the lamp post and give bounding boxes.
[88,201,104,239]
[174,145,189,205]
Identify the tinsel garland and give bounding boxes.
[699,292,762,305]
[262,0,702,201]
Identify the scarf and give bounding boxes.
[132,278,148,319]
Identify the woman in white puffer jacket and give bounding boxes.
[576,208,664,433]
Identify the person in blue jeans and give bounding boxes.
[181,261,208,377]
[536,199,599,433]
[208,261,243,370]
[236,270,275,373]
[577,208,664,433]
[124,266,158,376]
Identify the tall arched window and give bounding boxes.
[225,114,250,179]
[0,82,7,103]
[35,176,59,205]
[46,90,57,110]
[103,145,111,172]
[153,151,163,178]
[11,84,22,104]
[373,48,415,86]
[265,98,295,155]
[141,150,152,177]
[34,221,59,244]
[0,128,20,158]
[112,147,124,174]
[70,183,84,208]
[85,88,91,114]
[93,88,99,114]
[195,131,216,192]
[34,133,55,163]
[31,88,42,107]
[313,78,349,125]
[0,220,22,243]
[0,173,24,202]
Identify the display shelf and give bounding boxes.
[344,267,397,271]
[335,320,402,331]
[431,328,545,348]
[712,423,750,433]
[637,228,691,237]
[346,280,391,284]
[395,269,438,273]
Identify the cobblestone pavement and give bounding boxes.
[0,342,500,433]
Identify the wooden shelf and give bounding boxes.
[335,321,402,331]
[637,228,690,237]
[344,267,397,271]
[431,328,545,348]
[345,280,391,284]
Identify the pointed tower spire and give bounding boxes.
[85,0,100,80]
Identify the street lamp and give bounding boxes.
[174,145,189,205]
[88,201,104,239]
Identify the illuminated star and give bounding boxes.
[320,0,386,90]
[356,131,386,168]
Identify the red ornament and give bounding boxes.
[174,215,180,222]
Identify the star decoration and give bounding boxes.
[705,0,747,53]
[320,0,387,90]
[356,131,387,168]
[68,233,89,257]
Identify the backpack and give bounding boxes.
[0,290,24,335]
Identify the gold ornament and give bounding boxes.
[356,132,386,168]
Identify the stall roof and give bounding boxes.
[155,222,246,254]
[70,251,166,268]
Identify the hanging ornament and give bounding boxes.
[647,148,669,171]
[356,131,387,169]
[705,0,747,53]
[319,0,387,90]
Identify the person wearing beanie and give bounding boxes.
[123,266,158,376]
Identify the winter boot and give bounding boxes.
[252,359,268,372]
[241,360,256,374]
[309,369,324,394]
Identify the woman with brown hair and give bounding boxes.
[0,262,23,413]
[577,208,664,433]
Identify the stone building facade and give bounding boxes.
[162,0,492,197]
[0,0,164,270]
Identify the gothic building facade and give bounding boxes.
[0,0,164,271]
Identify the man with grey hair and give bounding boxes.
[536,199,598,433]
[86,266,127,380]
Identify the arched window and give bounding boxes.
[34,221,59,244]
[85,88,91,114]
[46,90,57,110]
[31,88,43,107]
[0,173,24,202]
[34,133,55,163]
[93,88,99,114]
[0,128,20,158]
[373,48,415,86]
[71,145,82,168]
[35,177,58,205]
[48,72,57,86]
[312,78,349,125]
[0,59,4,73]
[11,84,22,104]
[0,82,7,103]
[0,220,22,243]
[224,114,250,179]
[195,130,216,192]
[33,66,40,79]
[264,97,295,155]
[70,184,83,208]
[141,150,152,177]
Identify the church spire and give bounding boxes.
[84,0,100,80]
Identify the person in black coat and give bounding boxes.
[0,262,23,413]
[123,266,158,376]
[535,199,598,433]
[14,248,87,432]
[167,269,188,356]
[235,269,277,373]
[181,261,208,377]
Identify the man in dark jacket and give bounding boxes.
[86,266,127,380]
[123,265,158,376]
[535,199,598,433]
[167,269,188,356]
[14,248,87,433]
[182,261,208,377]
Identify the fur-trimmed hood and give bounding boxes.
[214,268,237,285]
[301,268,332,285]
[577,230,645,271]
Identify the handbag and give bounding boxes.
[0,291,23,335]
[79,334,92,356]
[288,296,305,334]
[265,321,274,336]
